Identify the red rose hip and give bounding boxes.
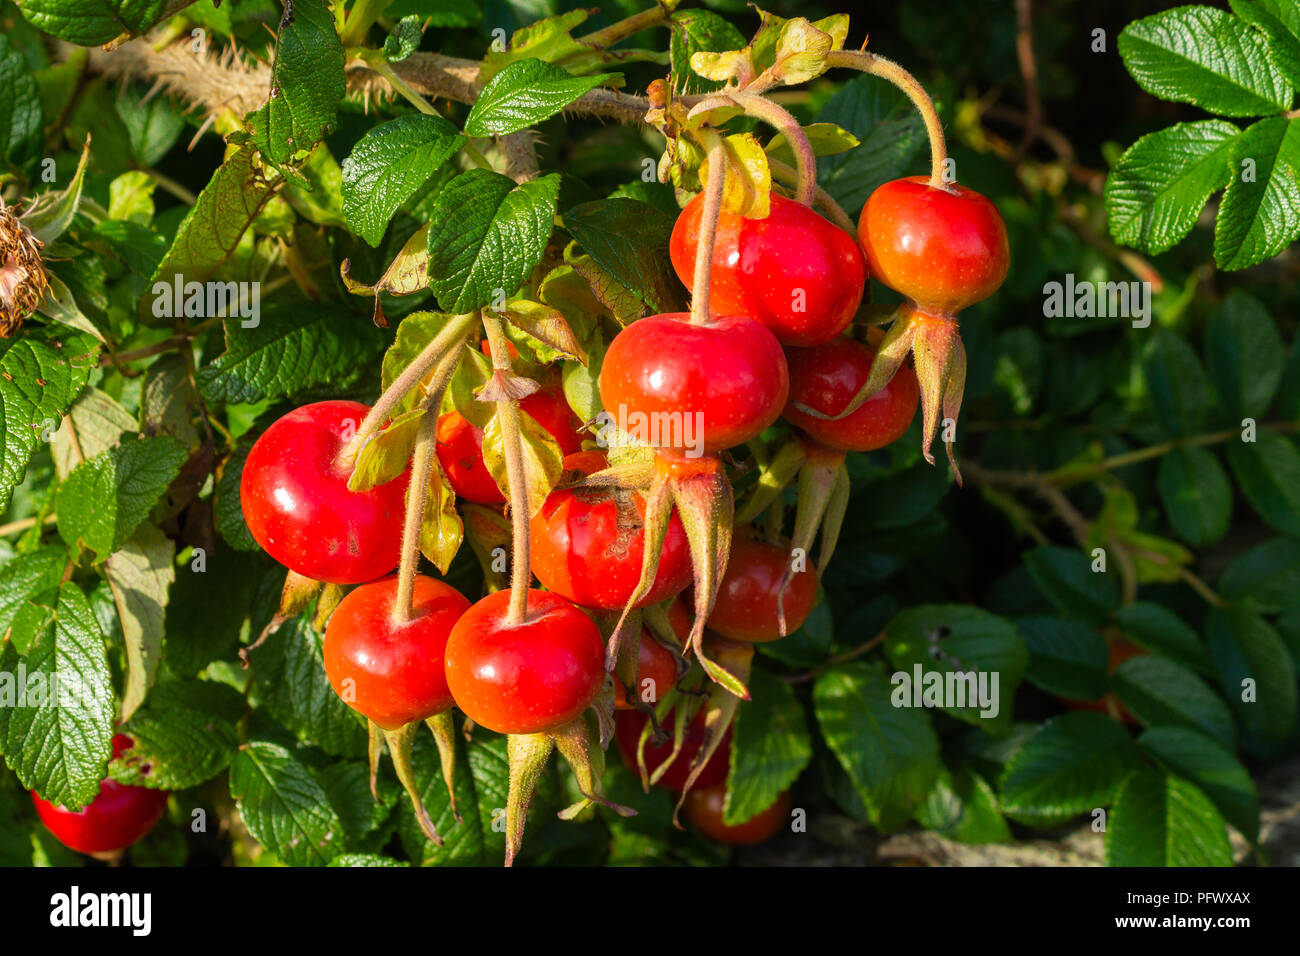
[323,574,471,730]
[706,532,818,642]
[240,400,408,584]
[858,176,1009,315]
[670,193,867,346]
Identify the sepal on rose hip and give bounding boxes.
[376,720,443,846]
[239,569,323,665]
[425,711,462,824]
[672,636,752,826]
[503,715,634,867]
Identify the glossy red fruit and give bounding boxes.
[783,336,919,451]
[613,630,680,710]
[444,589,604,734]
[599,313,788,453]
[706,533,818,642]
[240,400,409,584]
[31,734,168,855]
[436,388,585,504]
[670,194,867,347]
[323,574,471,730]
[858,176,1009,315]
[529,469,693,611]
[683,784,791,845]
[613,709,732,791]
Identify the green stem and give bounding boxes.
[339,311,478,467]
[689,126,728,326]
[577,3,671,48]
[826,50,947,188]
[339,0,392,46]
[482,310,533,624]
[697,91,817,206]
[768,158,854,231]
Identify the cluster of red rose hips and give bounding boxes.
[29,44,1009,861]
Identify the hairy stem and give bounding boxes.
[482,311,532,624]
[767,158,855,231]
[689,127,728,326]
[578,3,672,48]
[827,50,948,188]
[696,91,817,206]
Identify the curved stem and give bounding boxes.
[689,127,728,326]
[338,311,478,468]
[699,91,817,206]
[577,3,671,47]
[767,158,855,232]
[826,49,948,188]
[391,351,462,626]
[482,310,532,624]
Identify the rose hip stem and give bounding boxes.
[826,49,948,189]
[482,309,533,624]
[691,91,817,207]
[392,349,464,626]
[689,127,728,326]
[337,310,479,468]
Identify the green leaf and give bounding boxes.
[383,15,423,62]
[915,761,1011,844]
[0,329,96,511]
[117,85,185,168]
[214,430,259,551]
[0,583,114,809]
[1226,430,1300,536]
[1118,6,1292,117]
[1112,654,1236,748]
[230,739,344,866]
[341,115,465,247]
[54,435,185,558]
[1023,546,1119,625]
[399,731,513,865]
[669,8,748,95]
[245,0,345,168]
[1143,326,1212,436]
[152,144,282,288]
[55,435,187,558]
[328,853,408,867]
[1105,120,1238,254]
[725,667,812,825]
[562,199,681,314]
[1206,605,1298,741]
[464,58,614,137]
[1106,769,1233,866]
[109,679,244,789]
[105,524,174,721]
[1139,726,1259,841]
[1114,602,1215,675]
[19,139,90,245]
[1219,535,1300,612]
[197,304,388,405]
[1157,446,1233,546]
[0,34,41,168]
[1215,117,1300,270]
[812,662,941,831]
[249,615,367,758]
[17,0,187,46]
[1015,616,1109,700]
[1231,0,1300,87]
[481,403,564,517]
[165,548,272,676]
[426,170,560,314]
[0,545,66,643]
[883,604,1027,732]
[1000,712,1140,826]
[1207,290,1286,419]
[816,74,926,216]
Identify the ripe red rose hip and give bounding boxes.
[613,629,681,710]
[783,336,919,451]
[683,784,791,845]
[436,387,585,504]
[443,589,604,734]
[529,466,693,611]
[599,313,788,453]
[240,400,408,584]
[670,194,867,347]
[706,532,818,642]
[31,734,168,855]
[323,574,471,730]
[858,176,1009,315]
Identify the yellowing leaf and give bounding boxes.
[504,298,587,364]
[481,407,565,517]
[773,18,835,85]
[341,225,430,328]
[348,407,422,492]
[420,458,464,574]
[701,132,771,219]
